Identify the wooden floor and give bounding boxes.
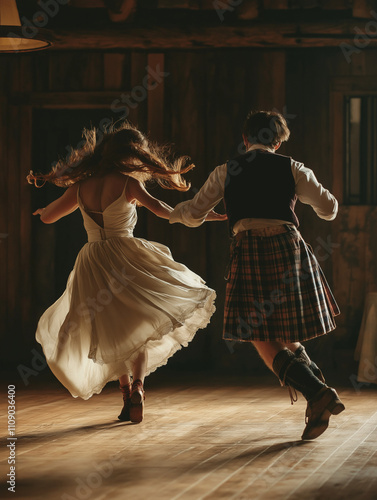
[1,373,377,500]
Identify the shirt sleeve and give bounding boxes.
[169,164,226,227]
[292,160,338,220]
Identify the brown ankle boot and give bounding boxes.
[301,386,345,440]
[130,379,145,423]
[118,383,132,421]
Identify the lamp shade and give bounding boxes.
[0,0,52,53]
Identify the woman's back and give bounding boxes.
[77,173,138,240]
[79,173,127,208]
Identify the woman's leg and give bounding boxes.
[119,373,131,387]
[130,350,148,423]
[118,350,148,423]
[118,373,132,421]
[119,349,148,387]
[132,350,148,383]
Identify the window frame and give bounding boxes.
[331,76,377,205]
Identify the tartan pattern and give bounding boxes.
[223,227,340,343]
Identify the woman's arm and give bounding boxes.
[33,184,79,224]
[127,178,227,222]
[127,178,173,219]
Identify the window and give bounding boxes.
[344,96,377,205]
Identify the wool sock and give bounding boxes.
[272,348,325,401]
[294,345,325,383]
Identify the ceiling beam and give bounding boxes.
[48,20,377,49]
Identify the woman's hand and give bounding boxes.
[32,185,79,223]
[205,210,228,222]
[33,208,46,217]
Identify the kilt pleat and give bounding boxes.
[223,227,340,343]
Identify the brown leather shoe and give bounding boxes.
[301,386,345,440]
[118,383,131,421]
[130,379,145,423]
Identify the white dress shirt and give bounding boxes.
[169,144,338,234]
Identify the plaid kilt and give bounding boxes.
[223,226,340,343]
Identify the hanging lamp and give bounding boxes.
[0,0,52,53]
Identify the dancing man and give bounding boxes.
[170,110,345,440]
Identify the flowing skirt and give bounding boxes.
[36,236,216,399]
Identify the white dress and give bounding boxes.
[36,180,216,399]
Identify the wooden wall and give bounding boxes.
[1,45,376,375]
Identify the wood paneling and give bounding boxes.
[2,44,376,370]
[103,53,128,90]
[147,53,165,143]
[330,75,377,202]
[48,53,104,91]
[285,50,377,350]
[129,52,148,127]
[353,0,377,17]
[263,0,289,9]
[11,91,132,108]
[322,0,353,9]
[4,57,34,351]
[333,206,377,339]
[238,0,260,19]
[19,106,33,340]
[0,57,9,340]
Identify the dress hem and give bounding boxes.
[64,289,216,400]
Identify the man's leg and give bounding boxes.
[251,340,345,440]
[253,340,325,383]
[252,341,325,400]
[251,340,288,371]
[287,343,326,383]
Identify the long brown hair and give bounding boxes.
[27,122,194,191]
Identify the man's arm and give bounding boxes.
[169,165,227,226]
[292,161,338,220]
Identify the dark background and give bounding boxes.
[1,0,376,385]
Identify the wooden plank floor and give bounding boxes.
[1,373,376,500]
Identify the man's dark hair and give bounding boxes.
[243,110,290,147]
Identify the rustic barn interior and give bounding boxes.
[1,1,377,499]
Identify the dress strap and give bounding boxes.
[123,176,133,204]
[123,176,130,194]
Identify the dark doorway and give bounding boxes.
[31,109,115,315]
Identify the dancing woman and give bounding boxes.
[29,123,225,423]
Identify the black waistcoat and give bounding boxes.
[223,150,299,232]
